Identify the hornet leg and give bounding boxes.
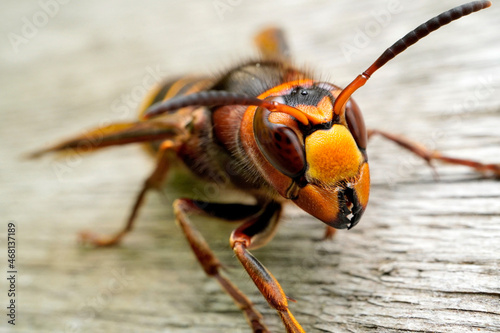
[368,129,500,177]
[174,198,277,333]
[229,202,306,333]
[80,139,180,246]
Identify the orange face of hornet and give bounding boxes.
[241,79,370,229]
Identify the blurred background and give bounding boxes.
[1,1,499,332]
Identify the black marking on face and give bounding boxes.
[283,86,333,108]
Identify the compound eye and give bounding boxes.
[253,97,306,179]
[345,98,367,150]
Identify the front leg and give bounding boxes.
[368,129,500,177]
[230,202,306,333]
[173,198,272,333]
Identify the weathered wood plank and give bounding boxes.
[1,0,499,332]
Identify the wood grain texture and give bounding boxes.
[1,0,499,332]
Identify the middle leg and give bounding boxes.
[79,139,180,246]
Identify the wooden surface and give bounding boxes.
[1,0,500,332]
